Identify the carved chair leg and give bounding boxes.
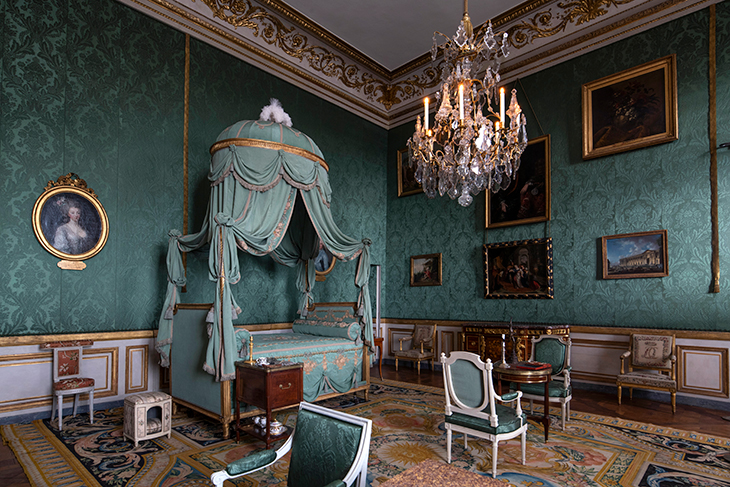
[671,392,676,413]
[395,358,398,371]
[617,385,622,405]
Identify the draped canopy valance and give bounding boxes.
[156,111,373,381]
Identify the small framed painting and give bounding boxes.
[31,173,109,266]
[484,238,553,299]
[397,148,423,197]
[601,229,668,279]
[410,253,442,287]
[487,134,551,228]
[582,54,678,160]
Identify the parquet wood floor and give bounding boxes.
[1,363,729,486]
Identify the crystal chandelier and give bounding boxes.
[407,0,528,207]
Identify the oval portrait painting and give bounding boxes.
[32,180,109,261]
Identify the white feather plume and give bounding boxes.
[259,98,292,127]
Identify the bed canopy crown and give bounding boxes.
[156,100,373,381]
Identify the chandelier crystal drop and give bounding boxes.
[407,0,528,207]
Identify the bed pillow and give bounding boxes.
[292,319,361,341]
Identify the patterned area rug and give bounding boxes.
[3,379,730,486]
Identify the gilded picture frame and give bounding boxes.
[410,253,442,287]
[397,148,423,197]
[484,238,553,299]
[314,244,336,282]
[601,229,668,279]
[486,134,551,228]
[582,55,678,160]
[32,173,109,263]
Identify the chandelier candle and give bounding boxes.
[424,97,429,131]
[407,0,528,207]
[500,87,505,124]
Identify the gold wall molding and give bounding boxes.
[677,345,727,397]
[0,330,155,347]
[0,347,119,414]
[126,345,150,394]
[708,4,719,293]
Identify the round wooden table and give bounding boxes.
[493,362,552,442]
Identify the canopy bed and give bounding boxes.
[155,101,374,437]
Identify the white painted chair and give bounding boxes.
[441,351,527,478]
[48,343,95,431]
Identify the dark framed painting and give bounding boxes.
[601,229,668,279]
[32,173,109,265]
[582,54,678,160]
[314,243,336,282]
[410,253,442,287]
[484,238,553,299]
[397,148,423,197]
[486,134,551,228]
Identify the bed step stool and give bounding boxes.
[123,392,172,447]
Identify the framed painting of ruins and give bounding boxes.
[601,229,668,279]
[484,238,553,299]
[582,55,678,160]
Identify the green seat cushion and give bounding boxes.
[226,448,278,476]
[445,404,526,435]
[514,382,572,398]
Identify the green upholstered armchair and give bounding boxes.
[617,334,677,413]
[515,335,572,430]
[394,323,436,374]
[210,402,372,487]
[441,351,527,478]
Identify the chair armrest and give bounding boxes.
[620,351,631,359]
[226,449,278,476]
[498,390,522,403]
[211,432,294,487]
[398,335,413,351]
[670,354,677,363]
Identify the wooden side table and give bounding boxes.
[374,337,383,379]
[493,363,552,442]
[234,362,303,448]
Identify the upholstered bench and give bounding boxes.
[123,391,172,447]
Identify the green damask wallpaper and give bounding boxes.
[0,0,726,337]
[0,0,386,335]
[386,4,730,330]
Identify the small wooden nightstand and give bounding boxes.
[234,362,303,448]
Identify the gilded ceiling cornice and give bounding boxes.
[134,0,389,120]
[508,0,636,47]
[201,0,429,109]
[127,0,709,124]
[259,0,391,78]
[198,0,655,111]
[502,0,701,77]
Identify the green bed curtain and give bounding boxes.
[155,120,373,381]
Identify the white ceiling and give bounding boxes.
[280,1,519,71]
